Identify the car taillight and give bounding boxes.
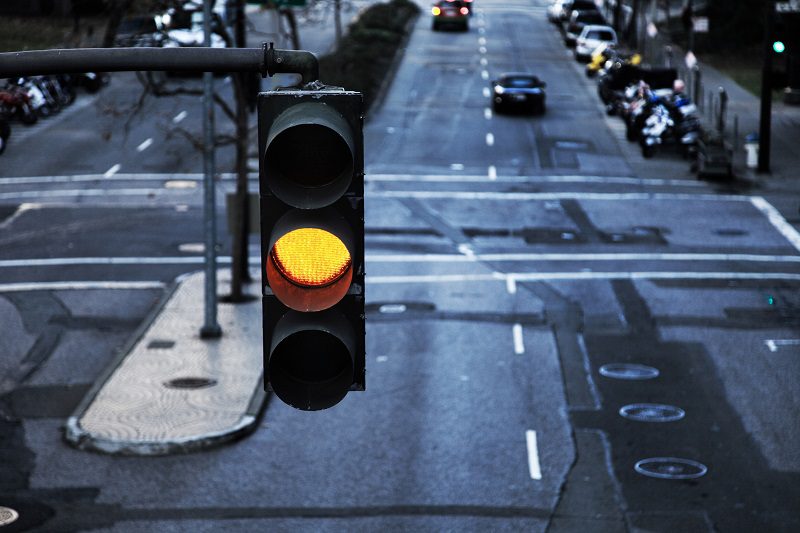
[460,7,469,14]
[432,6,441,15]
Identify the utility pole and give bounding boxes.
[201,0,222,337]
[758,0,775,173]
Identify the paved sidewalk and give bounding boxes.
[66,270,265,455]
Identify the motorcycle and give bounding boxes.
[639,103,673,158]
[0,118,10,155]
[0,82,38,125]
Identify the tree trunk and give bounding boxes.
[102,0,135,48]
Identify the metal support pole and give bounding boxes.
[758,0,775,173]
[201,0,222,338]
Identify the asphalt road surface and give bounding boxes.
[1,0,799,531]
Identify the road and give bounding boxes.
[1,0,799,531]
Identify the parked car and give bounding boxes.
[574,25,617,62]
[431,0,469,31]
[558,0,598,21]
[491,73,546,114]
[564,9,606,47]
[548,0,567,22]
[114,15,160,47]
[161,5,229,47]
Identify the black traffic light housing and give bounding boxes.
[258,89,365,411]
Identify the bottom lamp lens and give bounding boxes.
[271,228,352,287]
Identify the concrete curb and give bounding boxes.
[64,270,268,456]
[368,9,421,120]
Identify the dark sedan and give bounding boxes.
[491,73,547,114]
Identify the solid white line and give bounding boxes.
[0,281,166,293]
[363,252,800,263]
[173,110,188,123]
[3,252,797,270]
[750,196,800,253]
[0,172,255,185]
[765,339,800,352]
[482,87,491,98]
[371,191,748,202]
[488,165,497,180]
[0,188,195,200]
[485,133,494,146]
[136,138,153,152]
[481,70,489,80]
[365,173,705,187]
[366,271,800,284]
[103,164,121,178]
[506,275,517,294]
[513,323,524,354]
[526,430,542,480]
[484,108,492,120]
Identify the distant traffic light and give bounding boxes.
[773,40,786,53]
[259,89,365,411]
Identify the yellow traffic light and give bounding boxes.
[271,228,351,288]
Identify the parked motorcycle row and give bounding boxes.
[597,62,703,159]
[0,73,107,156]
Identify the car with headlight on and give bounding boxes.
[432,0,470,31]
[491,73,546,114]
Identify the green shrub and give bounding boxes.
[319,0,420,109]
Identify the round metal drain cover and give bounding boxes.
[599,363,660,380]
[620,403,685,422]
[635,457,707,480]
[164,377,218,390]
[0,506,19,526]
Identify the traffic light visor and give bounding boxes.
[269,310,355,411]
[272,228,352,287]
[264,102,355,209]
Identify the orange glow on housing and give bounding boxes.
[271,228,352,287]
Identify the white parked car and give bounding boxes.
[574,24,617,63]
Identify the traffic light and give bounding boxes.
[773,40,786,54]
[259,89,365,411]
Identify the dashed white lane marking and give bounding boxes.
[366,173,706,187]
[0,281,165,292]
[480,57,488,66]
[483,87,491,98]
[173,110,188,123]
[478,27,485,34]
[481,70,489,80]
[136,138,153,152]
[376,355,389,363]
[103,164,121,178]
[513,323,525,354]
[478,37,486,45]
[479,46,487,54]
[526,430,542,480]
[765,339,800,352]
[488,165,497,180]
[485,132,494,146]
[750,196,800,253]
[484,108,492,119]
[505,275,516,294]
[457,243,475,257]
[450,163,464,170]
[0,188,192,200]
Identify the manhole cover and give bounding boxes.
[163,377,217,390]
[599,363,660,380]
[634,457,708,479]
[620,403,685,422]
[0,506,19,526]
[147,340,175,350]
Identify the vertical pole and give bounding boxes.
[758,0,774,173]
[201,0,222,338]
[334,0,342,48]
